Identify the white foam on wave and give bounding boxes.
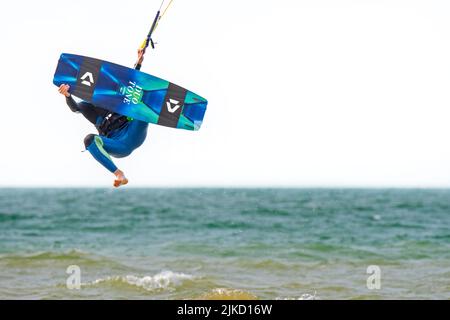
[194,287,259,300]
[86,270,194,291]
[276,292,319,300]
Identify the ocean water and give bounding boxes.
[0,188,449,300]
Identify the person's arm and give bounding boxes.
[58,84,79,112]
[134,48,145,70]
[65,95,79,112]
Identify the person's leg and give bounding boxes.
[78,103,109,125]
[84,134,131,187]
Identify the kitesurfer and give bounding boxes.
[57,49,148,188]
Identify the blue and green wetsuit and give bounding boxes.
[65,96,149,173]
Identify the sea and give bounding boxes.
[0,188,449,300]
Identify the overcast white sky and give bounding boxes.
[1,0,450,187]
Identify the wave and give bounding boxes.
[0,249,92,263]
[84,271,194,292]
[195,288,258,300]
[194,288,319,300]
[276,292,319,300]
[0,213,34,222]
[0,249,126,269]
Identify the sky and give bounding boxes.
[1,0,450,187]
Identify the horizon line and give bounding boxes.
[1,185,450,189]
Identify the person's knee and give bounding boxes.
[84,134,96,148]
[117,151,132,158]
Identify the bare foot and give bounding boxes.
[113,170,129,188]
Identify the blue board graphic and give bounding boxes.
[53,53,207,131]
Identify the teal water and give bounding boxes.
[0,188,449,299]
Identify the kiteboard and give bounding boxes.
[53,53,207,131]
